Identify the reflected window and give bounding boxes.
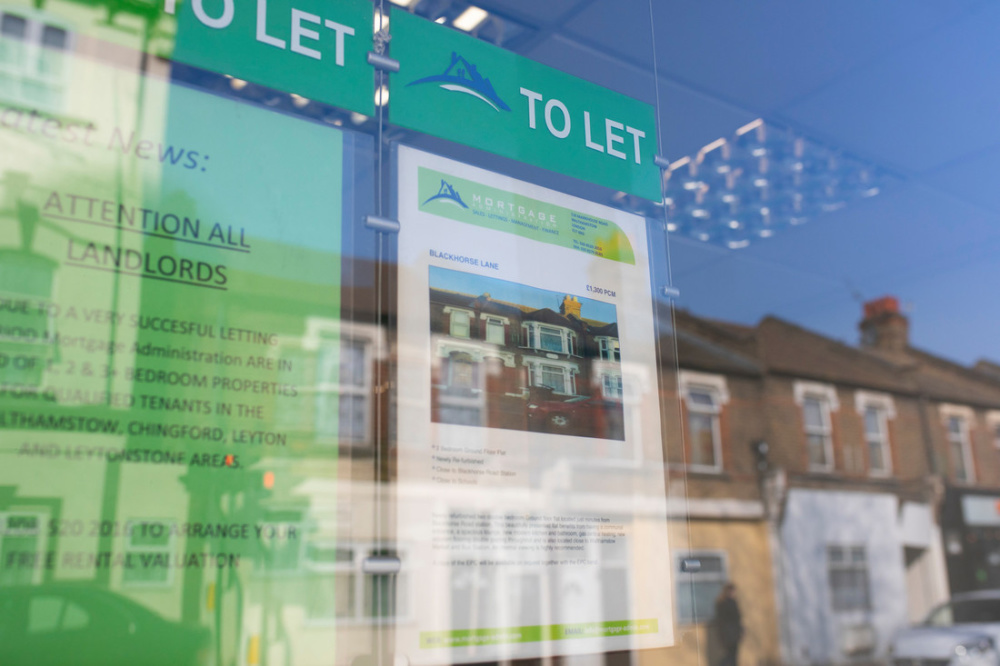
[863,406,891,475]
[828,545,871,612]
[597,336,621,361]
[0,13,26,39]
[803,395,834,471]
[40,25,67,49]
[679,373,729,471]
[123,520,174,586]
[602,373,623,400]
[305,544,355,621]
[445,351,478,391]
[312,335,372,444]
[254,521,302,574]
[0,11,69,109]
[306,545,409,623]
[675,552,727,624]
[0,512,44,586]
[686,387,722,471]
[947,416,974,483]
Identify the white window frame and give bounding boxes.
[596,336,621,362]
[444,307,473,339]
[941,404,976,484]
[855,391,896,477]
[521,321,576,356]
[827,544,871,612]
[479,313,509,346]
[601,372,623,399]
[523,357,579,396]
[794,381,838,472]
[679,372,730,472]
[674,550,728,626]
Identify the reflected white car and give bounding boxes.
[892,591,1000,666]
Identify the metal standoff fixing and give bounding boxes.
[365,215,401,234]
[662,285,681,300]
[362,555,402,575]
[367,52,400,73]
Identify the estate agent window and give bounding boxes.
[827,545,871,612]
[678,372,730,472]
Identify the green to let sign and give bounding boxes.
[169,0,374,115]
[388,10,662,202]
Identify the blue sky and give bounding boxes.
[429,265,618,324]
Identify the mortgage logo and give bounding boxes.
[407,52,511,112]
[423,179,469,208]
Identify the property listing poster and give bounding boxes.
[0,46,348,663]
[396,146,673,664]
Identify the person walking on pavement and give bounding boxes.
[713,582,743,666]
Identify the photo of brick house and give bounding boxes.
[428,266,624,440]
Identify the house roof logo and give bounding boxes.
[407,51,511,112]
[423,179,469,208]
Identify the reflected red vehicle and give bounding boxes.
[526,388,625,440]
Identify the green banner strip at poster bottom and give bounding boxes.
[419,619,659,649]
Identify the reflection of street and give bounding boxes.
[0,584,211,666]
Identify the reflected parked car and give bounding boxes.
[892,591,1000,666]
[0,584,212,666]
[526,388,625,440]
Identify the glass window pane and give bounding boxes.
[0,14,27,39]
[40,25,67,49]
[540,327,563,352]
[689,412,716,467]
[863,407,881,436]
[688,389,715,408]
[808,434,829,466]
[803,398,825,429]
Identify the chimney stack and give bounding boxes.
[560,295,582,318]
[860,296,909,352]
